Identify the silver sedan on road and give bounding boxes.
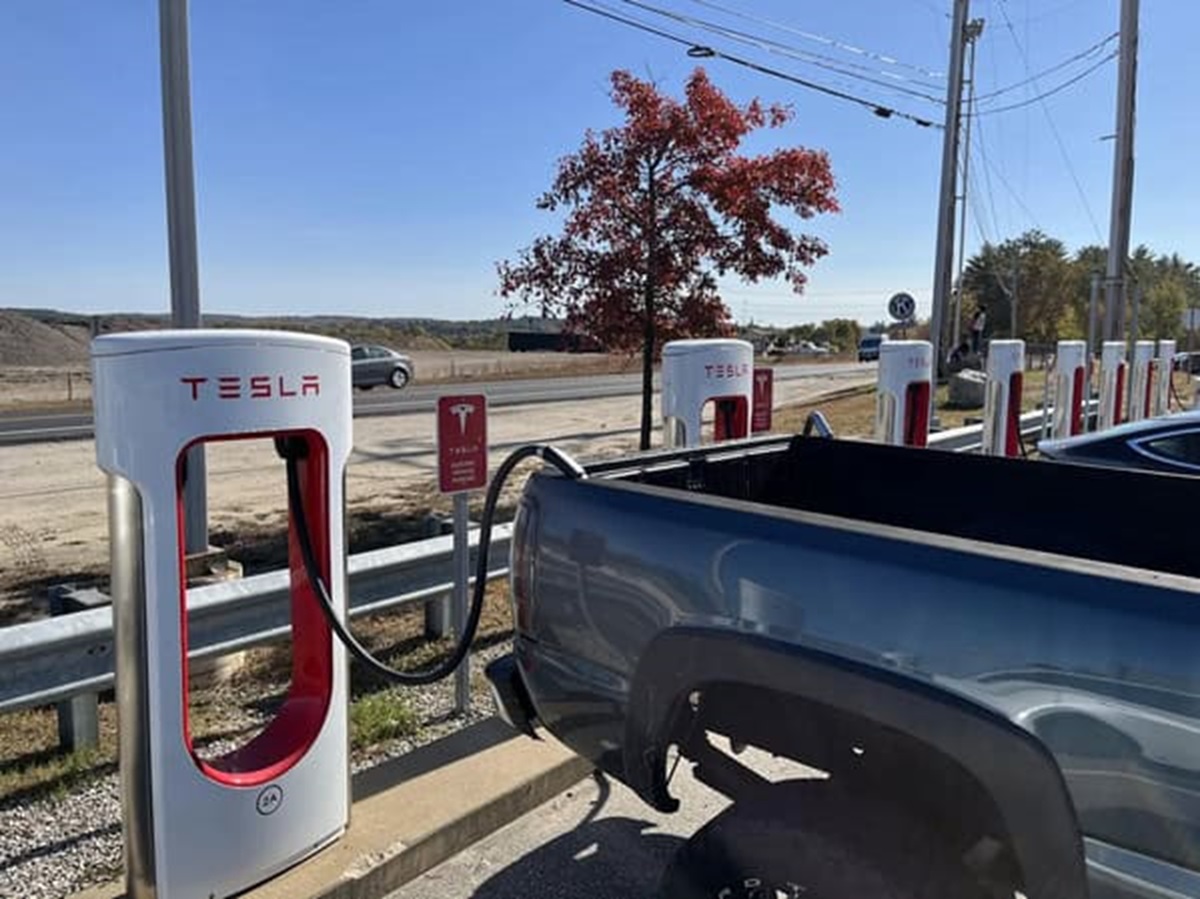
[351,344,414,390]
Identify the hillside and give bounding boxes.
[0,309,564,366]
[0,311,91,366]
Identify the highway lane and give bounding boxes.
[0,361,872,446]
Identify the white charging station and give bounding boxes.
[875,340,932,447]
[1098,341,1128,431]
[981,339,1025,457]
[92,331,352,899]
[661,339,753,448]
[1156,339,1177,416]
[1129,339,1157,422]
[1050,340,1087,439]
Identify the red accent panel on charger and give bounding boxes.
[903,381,931,448]
[1005,372,1024,457]
[1071,367,1086,435]
[437,395,488,494]
[1145,360,1159,417]
[1114,363,1127,425]
[751,368,774,433]
[713,396,749,441]
[177,430,333,787]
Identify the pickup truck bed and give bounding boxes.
[492,435,1200,899]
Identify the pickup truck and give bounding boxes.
[487,433,1200,899]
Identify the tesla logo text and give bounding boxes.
[180,375,321,401]
[704,363,749,379]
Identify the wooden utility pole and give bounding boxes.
[1104,0,1139,342]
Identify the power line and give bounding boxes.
[992,0,1106,242]
[972,50,1117,116]
[560,0,942,128]
[683,0,946,80]
[974,31,1117,103]
[612,0,946,103]
[973,112,1043,231]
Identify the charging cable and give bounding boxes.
[281,439,586,686]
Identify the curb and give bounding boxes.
[71,718,592,899]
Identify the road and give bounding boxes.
[388,745,818,899]
[0,362,871,445]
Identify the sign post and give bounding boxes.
[751,368,774,433]
[437,394,489,715]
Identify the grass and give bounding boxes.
[350,689,421,749]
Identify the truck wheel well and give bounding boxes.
[670,680,1020,886]
[622,628,1088,899]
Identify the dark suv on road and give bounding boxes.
[350,344,414,390]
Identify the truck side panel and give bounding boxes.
[516,473,1200,874]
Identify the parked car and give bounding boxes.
[350,344,413,390]
[857,333,887,362]
[488,433,1200,897]
[1040,412,1200,474]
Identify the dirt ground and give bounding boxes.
[0,370,873,620]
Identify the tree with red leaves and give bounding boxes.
[498,68,839,450]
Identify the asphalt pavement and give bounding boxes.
[0,362,871,445]
[387,745,817,899]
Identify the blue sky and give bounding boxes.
[1,1,1196,326]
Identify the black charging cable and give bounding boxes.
[280,439,586,686]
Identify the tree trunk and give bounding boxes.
[640,293,655,450]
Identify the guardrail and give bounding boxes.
[926,408,1051,453]
[0,525,512,722]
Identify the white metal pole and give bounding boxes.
[452,492,471,715]
[159,0,207,554]
[1104,0,1139,345]
[929,0,972,422]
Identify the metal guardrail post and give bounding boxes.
[423,514,453,639]
[48,585,102,752]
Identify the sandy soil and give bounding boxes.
[0,371,872,616]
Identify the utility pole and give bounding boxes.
[952,18,985,348]
[1009,265,1019,338]
[159,0,207,555]
[930,0,972,420]
[1104,0,1139,343]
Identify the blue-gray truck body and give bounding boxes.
[490,434,1200,898]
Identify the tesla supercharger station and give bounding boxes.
[875,340,932,447]
[661,339,753,448]
[981,339,1025,457]
[1050,340,1087,439]
[92,331,351,899]
[1098,340,1128,431]
[1129,339,1157,422]
[1156,339,1177,416]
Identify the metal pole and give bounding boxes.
[930,0,972,419]
[451,492,471,716]
[159,0,207,555]
[952,22,983,349]
[1010,266,1019,338]
[1104,0,1139,349]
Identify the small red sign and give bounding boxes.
[751,368,774,433]
[437,394,488,494]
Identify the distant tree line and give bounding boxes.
[960,231,1200,346]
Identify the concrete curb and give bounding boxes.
[71,718,593,899]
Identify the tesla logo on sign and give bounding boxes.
[180,375,320,401]
[438,394,488,494]
[751,368,774,432]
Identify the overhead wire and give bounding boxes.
[974,31,1117,103]
[683,0,947,80]
[972,50,1117,116]
[611,0,946,103]
[559,0,942,128]
[990,0,1106,242]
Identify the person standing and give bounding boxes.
[970,307,987,354]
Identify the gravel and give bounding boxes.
[0,643,509,899]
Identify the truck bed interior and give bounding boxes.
[593,435,1197,579]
